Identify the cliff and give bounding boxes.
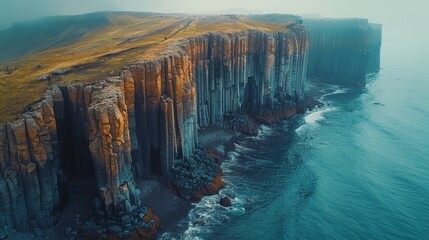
[304,18,382,86]
[0,12,384,238]
[366,23,382,74]
[0,13,304,124]
[0,26,309,238]
[0,89,61,232]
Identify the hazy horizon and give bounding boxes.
[0,0,427,55]
[0,0,424,27]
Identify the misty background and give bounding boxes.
[0,0,427,57]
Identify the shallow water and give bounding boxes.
[160,53,429,240]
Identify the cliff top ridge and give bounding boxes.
[0,11,299,123]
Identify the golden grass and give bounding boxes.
[0,13,291,123]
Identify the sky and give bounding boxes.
[0,0,427,54]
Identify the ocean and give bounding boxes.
[160,49,429,240]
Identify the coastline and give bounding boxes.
[1,127,239,240]
[139,88,323,236]
[138,179,192,234]
[150,127,240,238]
[155,108,313,238]
[2,99,317,240]
[0,12,381,239]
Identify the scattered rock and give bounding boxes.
[0,232,6,240]
[123,230,132,237]
[65,227,72,235]
[52,68,71,75]
[194,220,205,226]
[305,96,324,110]
[141,207,148,215]
[170,146,224,200]
[121,215,132,224]
[82,208,159,239]
[109,225,122,234]
[220,196,232,207]
[34,74,51,81]
[34,228,43,237]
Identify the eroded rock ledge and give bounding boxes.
[0,25,309,238]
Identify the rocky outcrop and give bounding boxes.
[304,18,382,86]
[87,82,141,211]
[220,196,232,207]
[82,207,158,239]
[0,24,309,235]
[50,79,141,211]
[170,146,223,200]
[0,89,61,234]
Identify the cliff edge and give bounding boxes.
[305,18,382,86]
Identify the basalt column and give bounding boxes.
[0,89,60,233]
[87,82,141,211]
[184,28,309,127]
[127,28,309,178]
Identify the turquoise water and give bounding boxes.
[161,52,429,240]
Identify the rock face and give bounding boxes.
[128,28,309,177]
[87,82,141,211]
[304,18,382,86]
[366,23,382,74]
[0,89,61,233]
[0,26,309,234]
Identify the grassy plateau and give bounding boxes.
[0,12,297,123]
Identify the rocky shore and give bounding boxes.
[170,146,224,201]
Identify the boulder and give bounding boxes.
[35,74,51,81]
[220,196,232,207]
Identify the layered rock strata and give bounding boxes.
[304,18,382,86]
[0,26,310,235]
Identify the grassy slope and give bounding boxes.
[0,12,110,63]
[0,12,295,123]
